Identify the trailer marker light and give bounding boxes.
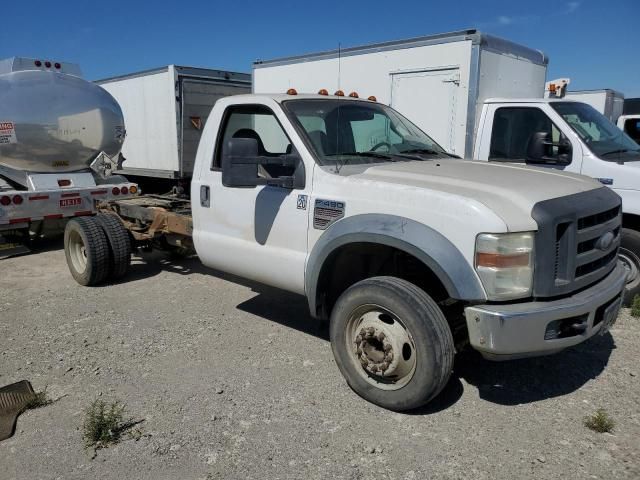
[318,89,328,95]
[348,91,359,98]
[12,195,24,205]
[121,186,129,195]
[9,218,30,224]
[368,96,377,102]
[0,196,10,206]
[112,187,120,195]
[57,179,72,187]
[29,195,49,201]
[334,90,344,96]
[129,185,138,195]
[91,189,108,195]
[34,60,42,67]
[45,61,52,68]
[74,211,93,217]
[54,62,61,69]
[286,88,298,95]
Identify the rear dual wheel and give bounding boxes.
[64,215,131,286]
[330,276,454,411]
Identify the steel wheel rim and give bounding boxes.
[345,304,417,391]
[619,248,640,286]
[68,230,88,274]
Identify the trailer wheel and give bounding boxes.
[329,276,454,411]
[64,217,111,286]
[620,228,640,306]
[95,213,132,279]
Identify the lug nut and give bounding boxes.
[377,332,385,341]
[383,343,392,352]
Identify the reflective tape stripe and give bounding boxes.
[29,195,49,201]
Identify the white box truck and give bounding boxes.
[253,30,640,304]
[97,65,251,188]
[565,89,624,123]
[253,29,548,157]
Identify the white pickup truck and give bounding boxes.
[64,93,627,411]
[472,97,640,303]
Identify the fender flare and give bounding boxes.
[305,214,487,317]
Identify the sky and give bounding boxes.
[1,0,638,96]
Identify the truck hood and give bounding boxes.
[336,159,603,231]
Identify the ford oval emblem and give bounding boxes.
[595,231,615,251]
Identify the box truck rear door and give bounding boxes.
[390,68,460,154]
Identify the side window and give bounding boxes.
[489,107,567,161]
[624,119,640,143]
[350,113,402,152]
[213,105,292,169]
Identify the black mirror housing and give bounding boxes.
[526,131,572,166]
[221,138,305,189]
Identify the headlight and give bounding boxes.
[475,232,534,301]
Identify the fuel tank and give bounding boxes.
[0,64,125,174]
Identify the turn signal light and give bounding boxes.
[129,185,138,195]
[12,195,23,205]
[112,187,120,196]
[368,96,377,102]
[334,90,344,96]
[348,91,359,98]
[475,252,531,268]
[318,89,328,95]
[286,88,297,95]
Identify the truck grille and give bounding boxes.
[532,188,621,298]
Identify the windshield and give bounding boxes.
[551,102,640,159]
[282,99,449,166]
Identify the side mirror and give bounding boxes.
[221,138,305,189]
[526,132,572,166]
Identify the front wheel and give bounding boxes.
[620,228,640,306]
[330,276,454,411]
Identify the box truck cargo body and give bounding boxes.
[565,89,624,123]
[97,65,251,180]
[253,29,548,157]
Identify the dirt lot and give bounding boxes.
[1,241,639,480]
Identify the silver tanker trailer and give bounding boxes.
[0,57,138,256]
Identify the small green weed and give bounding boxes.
[82,399,134,450]
[24,388,53,410]
[584,408,615,433]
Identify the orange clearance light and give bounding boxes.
[129,185,138,195]
[318,88,328,95]
[348,91,359,98]
[286,88,298,95]
[549,83,557,93]
[368,96,377,102]
[334,90,344,96]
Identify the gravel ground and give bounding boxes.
[1,240,639,480]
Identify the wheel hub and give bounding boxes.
[348,307,417,390]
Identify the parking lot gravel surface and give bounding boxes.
[1,241,639,479]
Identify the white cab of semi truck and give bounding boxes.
[253,30,640,302]
[96,65,251,186]
[253,29,547,158]
[565,89,624,123]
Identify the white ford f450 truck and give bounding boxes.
[64,93,627,411]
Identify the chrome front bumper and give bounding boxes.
[464,263,627,360]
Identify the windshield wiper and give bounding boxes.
[401,148,458,158]
[326,151,397,160]
[601,149,633,156]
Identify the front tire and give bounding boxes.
[620,228,640,306]
[329,276,454,411]
[64,217,111,286]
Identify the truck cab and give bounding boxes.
[474,98,640,302]
[183,92,626,410]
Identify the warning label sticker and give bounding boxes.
[0,122,17,145]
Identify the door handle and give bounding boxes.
[200,185,210,207]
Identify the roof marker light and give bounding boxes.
[334,90,344,96]
[368,96,377,102]
[348,91,359,98]
[54,62,61,69]
[34,60,42,67]
[318,89,328,95]
[286,88,297,95]
[45,61,51,68]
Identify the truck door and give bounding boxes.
[194,103,311,295]
[479,104,582,174]
[390,68,460,154]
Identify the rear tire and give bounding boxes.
[329,276,454,411]
[64,217,110,286]
[620,228,640,306]
[95,213,132,279]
